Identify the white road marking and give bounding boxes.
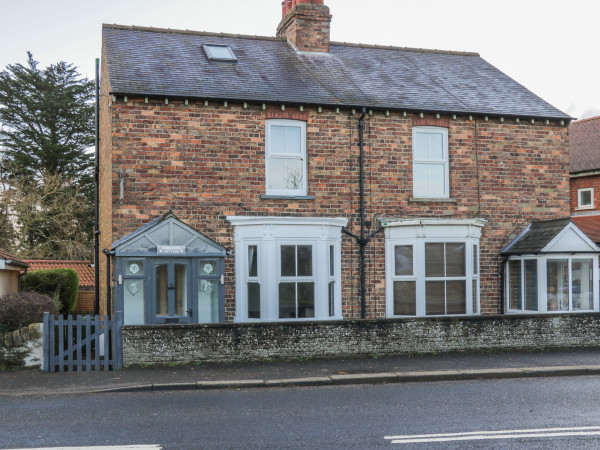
[385,426,600,444]
[8,446,162,450]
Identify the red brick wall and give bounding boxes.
[104,97,569,320]
[570,174,600,213]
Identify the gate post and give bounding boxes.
[42,312,49,372]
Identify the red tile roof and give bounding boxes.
[24,260,95,287]
[572,216,600,244]
[0,248,28,267]
[570,116,600,174]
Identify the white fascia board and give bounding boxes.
[542,222,600,253]
[227,216,348,228]
[380,218,487,228]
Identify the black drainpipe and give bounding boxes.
[499,255,508,314]
[94,58,101,315]
[103,249,115,319]
[343,107,383,319]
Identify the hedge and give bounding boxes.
[22,268,79,315]
[0,291,57,333]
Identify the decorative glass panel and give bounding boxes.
[425,281,445,315]
[297,245,312,276]
[394,245,413,276]
[198,279,218,323]
[199,260,217,276]
[573,259,593,310]
[547,259,569,311]
[248,246,258,277]
[393,281,416,315]
[126,260,144,276]
[279,282,296,318]
[248,282,260,318]
[509,260,522,310]
[281,246,296,276]
[446,243,465,277]
[446,280,466,314]
[425,243,445,277]
[124,280,144,325]
[524,260,538,311]
[297,282,315,318]
[156,264,168,316]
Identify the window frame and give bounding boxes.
[577,188,594,209]
[385,221,483,318]
[265,119,307,197]
[506,254,599,313]
[412,126,449,198]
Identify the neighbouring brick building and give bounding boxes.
[99,0,598,328]
[570,116,600,243]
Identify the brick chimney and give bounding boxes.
[277,0,332,53]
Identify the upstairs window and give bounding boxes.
[265,119,307,196]
[578,188,594,209]
[413,127,449,198]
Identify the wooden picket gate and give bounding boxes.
[43,312,123,372]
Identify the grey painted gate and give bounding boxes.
[42,312,123,372]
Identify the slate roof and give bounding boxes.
[24,260,95,287]
[569,116,600,174]
[102,25,570,120]
[0,248,27,268]
[571,216,600,244]
[501,218,572,255]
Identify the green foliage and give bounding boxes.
[0,52,94,184]
[0,291,57,333]
[22,268,79,315]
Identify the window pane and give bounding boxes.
[580,190,592,206]
[199,260,217,276]
[393,281,416,315]
[297,245,312,276]
[329,245,334,277]
[425,281,445,315]
[547,259,569,311]
[297,282,315,318]
[248,246,258,277]
[329,281,335,316]
[472,279,478,314]
[284,126,301,154]
[429,133,444,160]
[428,164,446,196]
[268,157,285,189]
[446,243,465,277]
[573,259,593,310]
[281,245,296,276]
[285,158,303,190]
[509,260,522,310]
[156,264,168,316]
[174,264,187,316]
[446,280,466,314]
[198,279,218,323]
[247,282,260,318]
[124,280,144,325]
[394,245,413,276]
[524,260,538,311]
[271,126,285,152]
[126,260,144,276]
[425,243,445,277]
[413,163,429,195]
[473,245,478,275]
[414,133,430,160]
[279,282,296,318]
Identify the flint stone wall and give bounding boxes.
[122,314,600,366]
[0,323,44,369]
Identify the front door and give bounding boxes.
[152,259,192,324]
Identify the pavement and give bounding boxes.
[2,348,600,397]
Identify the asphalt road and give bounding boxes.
[3,376,600,449]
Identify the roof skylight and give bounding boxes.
[203,44,237,62]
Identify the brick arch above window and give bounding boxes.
[412,116,451,128]
[265,108,309,121]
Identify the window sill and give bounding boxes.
[409,197,457,203]
[576,206,595,211]
[261,194,315,200]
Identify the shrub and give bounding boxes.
[22,268,79,315]
[0,291,57,333]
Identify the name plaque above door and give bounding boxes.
[157,245,186,255]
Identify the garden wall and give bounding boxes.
[0,324,44,369]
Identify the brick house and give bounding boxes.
[570,116,600,243]
[99,0,598,327]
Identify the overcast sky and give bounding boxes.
[2,0,599,120]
